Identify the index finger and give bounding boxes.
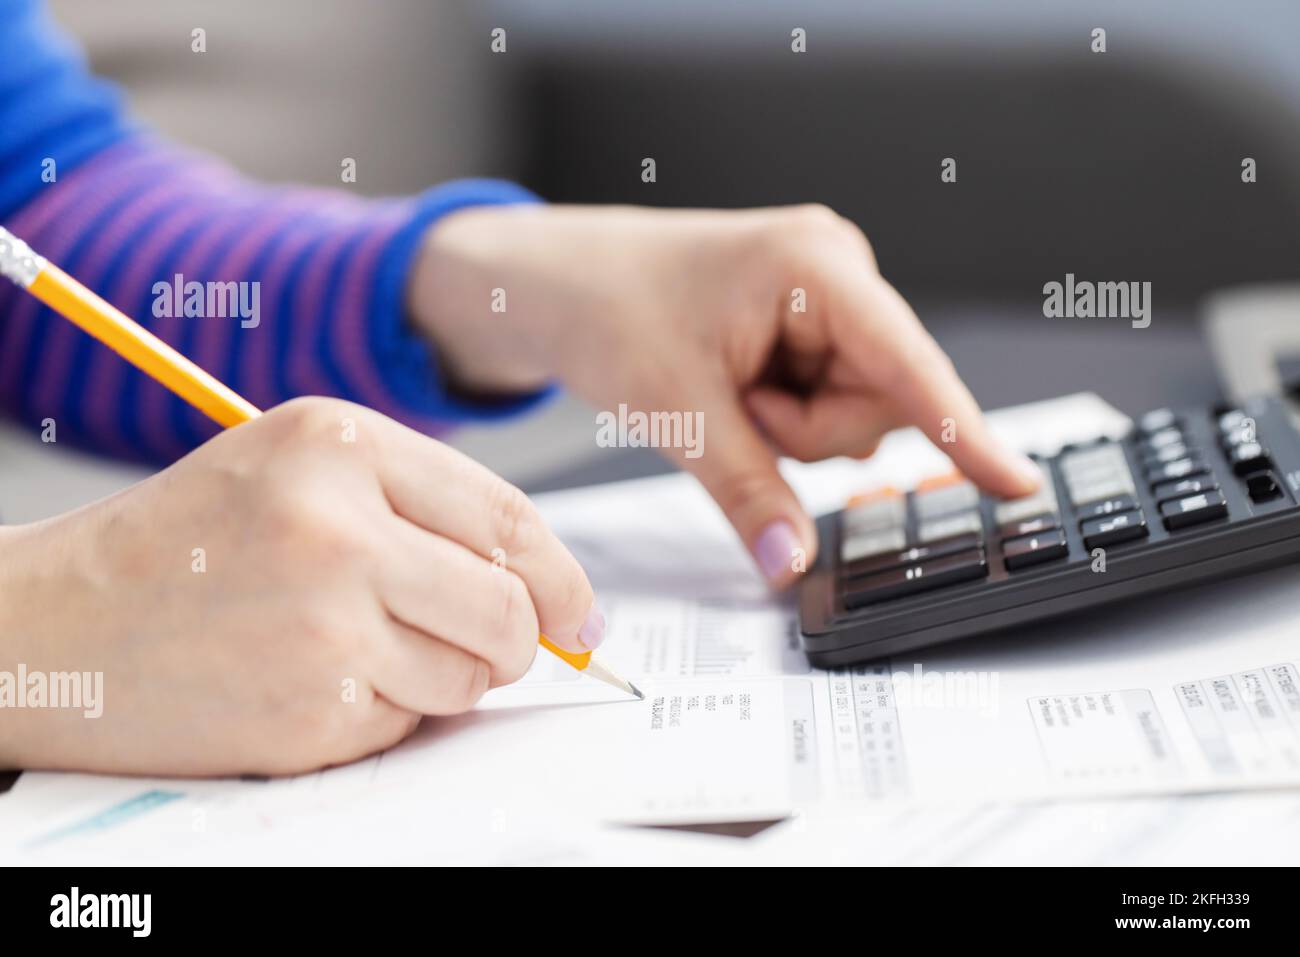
[826,268,1040,499]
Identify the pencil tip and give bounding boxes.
[630,682,645,700]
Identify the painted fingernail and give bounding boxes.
[754,519,801,583]
[577,605,606,650]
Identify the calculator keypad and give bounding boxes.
[807,397,1300,664]
[841,472,991,607]
[831,404,1295,613]
[1136,412,1228,532]
[842,548,988,609]
[840,488,908,564]
[1055,442,1150,556]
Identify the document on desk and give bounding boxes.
[8,392,1300,852]
[488,572,1300,822]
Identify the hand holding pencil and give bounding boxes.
[0,227,637,775]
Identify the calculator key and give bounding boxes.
[914,471,973,496]
[997,513,1060,539]
[1060,444,1127,477]
[843,494,906,532]
[1151,476,1216,503]
[846,485,901,508]
[917,510,984,544]
[1159,489,1228,530]
[1137,408,1179,434]
[840,527,907,563]
[1067,474,1137,507]
[1076,495,1138,520]
[1222,426,1257,447]
[1218,409,1248,433]
[1061,445,1136,506]
[913,478,979,520]
[1228,442,1271,476]
[1080,509,1148,548]
[843,532,982,578]
[1064,462,1127,488]
[1145,458,1207,484]
[993,465,1058,525]
[842,548,988,609]
[1144,427,1184,449]
[1002,528,1068,570]
[1245,471,1283,504]
[1139,443,1190,468]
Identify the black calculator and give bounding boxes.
[798,395,1300,667]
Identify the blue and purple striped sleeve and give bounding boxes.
[0,0,552,464]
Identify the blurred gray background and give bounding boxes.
[8,0,1298,516]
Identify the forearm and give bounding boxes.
[0,0,552,464]
[0,136,550,463]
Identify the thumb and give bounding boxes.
[679,398,817,588]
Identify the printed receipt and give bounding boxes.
[1175,663,1300,776]
[1028,663,1300,789]
[828,664,908,800]
[1029,690,1181,784]
[628,680,794,822]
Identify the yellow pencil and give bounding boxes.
[0,226,643,700]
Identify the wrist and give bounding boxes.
[407,205,557,396]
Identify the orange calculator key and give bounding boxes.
[846,485,902,509]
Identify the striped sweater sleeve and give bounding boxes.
[0,0,552,465]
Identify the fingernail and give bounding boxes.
[577,605,606,651]
[754,519,801,582]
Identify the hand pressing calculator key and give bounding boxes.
[798,395,1300,667]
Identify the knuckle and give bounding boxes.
[488,479,540,558]
[267,396,370,451]
[836,216,876,268]
[710,466,782,526]
[314,516,377,572]
[790,202,842,232]
[771,204,877,274]
[268,494,375,574]
[272,396,341,437]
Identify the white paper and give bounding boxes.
[8,391,1300,863]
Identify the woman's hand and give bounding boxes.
[412,204,1041,586]
[0,398,600,776]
